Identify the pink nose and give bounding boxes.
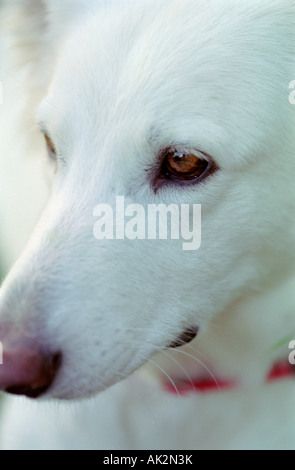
[0,341,61,398]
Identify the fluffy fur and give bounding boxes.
[0,0,294,449]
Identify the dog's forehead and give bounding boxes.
[42,0,294,170]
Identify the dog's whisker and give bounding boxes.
[167,348,222,392]
[161,350,197,391]
[147,358,181,398]
[184,343,217,370]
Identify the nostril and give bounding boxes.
[49,352,62,374]
[45,352,62,379]
[3,350,62,399]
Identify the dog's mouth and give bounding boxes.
[167,326,199,349]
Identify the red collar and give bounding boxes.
[163,360,294,395]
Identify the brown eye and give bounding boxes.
[44,134,56,156]
[163,151,209,181]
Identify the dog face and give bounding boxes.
[0,0,294,399]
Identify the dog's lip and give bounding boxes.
[168,326,199,349]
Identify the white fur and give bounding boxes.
[0,0,294,449]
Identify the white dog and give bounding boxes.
[0,0,294,450]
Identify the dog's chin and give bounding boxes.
[39,358,146,401]
[42,377,118,401]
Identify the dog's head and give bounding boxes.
[0,0,294,399]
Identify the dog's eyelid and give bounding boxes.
[157,144,214,165]
[37,120,49,136]
[37,107,67,171]
[40,128,64,169]
[37,120,55,144]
